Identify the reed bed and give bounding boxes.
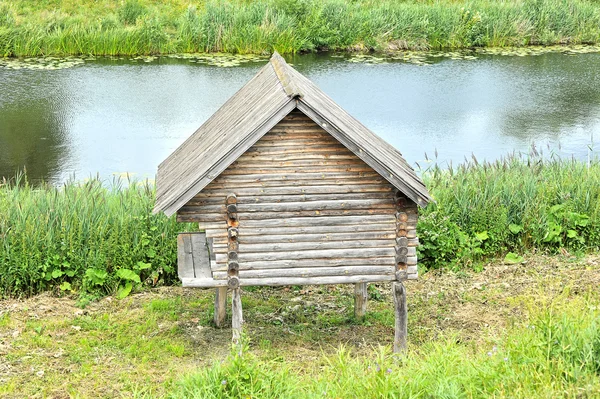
[419,153,600,269]
[1,0,600,57]
[0,175,192,298]
[1,155,599,297]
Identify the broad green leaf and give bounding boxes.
[52,269,64,278]
[116,269,141,283]
[475,231,489,241]
[85,268,108,286]
[504,252,524,264]
[136,261,152,270]
[567,229,578,238]
[509,224,523,234]
[116,283,133,299]
[59,282,72,291]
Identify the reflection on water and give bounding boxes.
[0,52,599,183]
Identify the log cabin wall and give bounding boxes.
[177,110,418,285]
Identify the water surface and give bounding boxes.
[1,51,599,183]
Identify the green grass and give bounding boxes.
[1,0,600,56]
[0,174,195,298]
[1,154,599,298]
[418,152,600,269]
[0,255,598,397]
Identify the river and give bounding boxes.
[1,50,599,183]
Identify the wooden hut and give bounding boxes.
[153,52,431,351]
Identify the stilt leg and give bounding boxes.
[231,287,243,345]
[393,282,407,353]
[214,287,227,327]
[354,283,367,320]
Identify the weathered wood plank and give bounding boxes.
[206,223,396,238]
[180,208,397,223]
[197,215,396,230]
[212,231,396,244]
[189,233,211,279]
[181,274,395,288]
[180,198,395,214]
[192,184,395,197]
[212,257,396,271]
[212,239,394,253]
[212,265,395,279]
[177,234,195,279]
[215,247,394,263]
[213,172,381,185]
[188,191,395,206]
[206,177,389,189]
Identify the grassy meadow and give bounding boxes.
[1,0,600,56]
[0,255,599,397]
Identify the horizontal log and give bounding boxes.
[216,247,395,263]
[228,159,365,169]
[243,144,348,156]
[180,208,396,223]
[235,153,360,162]
[180,198,394,214]
[213,231,396,244]
[213,239,394,253]
[220,166,375,175]
[250,138,340,147]
[181,274,396,288]
[188,192,395,206]
[197,215,396,230]
[194,184,395,197]
[211,256,396,271]
[212,265,395,279]
[212,172,381,184]
[206,178,389,189]
[204,223,396,238]
[237,214,396,228]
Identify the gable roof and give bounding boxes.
[154,52,432,216]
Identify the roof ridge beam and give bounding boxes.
[270,52,302,98]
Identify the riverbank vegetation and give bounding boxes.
[1,255,598,397]
[0,154,598,298]
[1,0,600,56]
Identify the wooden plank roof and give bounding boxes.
[154,52,432,216]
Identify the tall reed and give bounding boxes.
[1,0,600,56]
[0,175,192,297]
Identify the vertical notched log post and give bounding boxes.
[354,282,367,320]
[214,287,227,327]
[226,194,243,345]
[394,190,408,352]
[393,281,407,353]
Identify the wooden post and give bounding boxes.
[214,287,227,327]
[226,193,243,345]
[354,282,367,320]
[393,281,407,353]
[231,287,243,345]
